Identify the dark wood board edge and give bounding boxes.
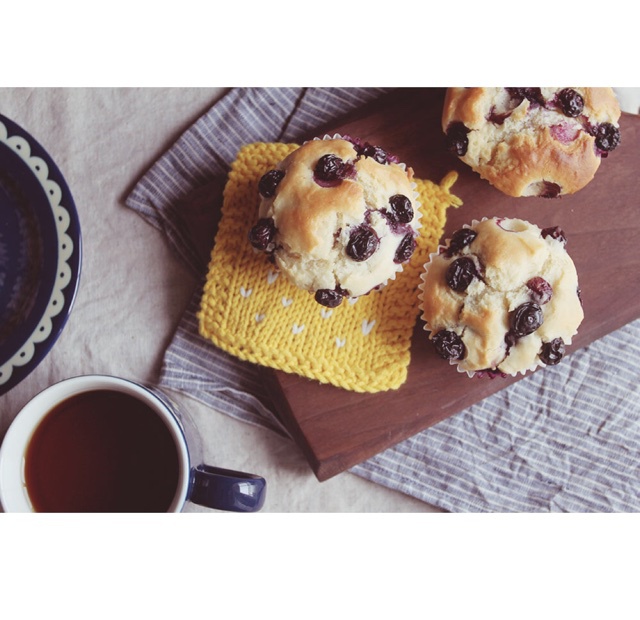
[261,367,324,474]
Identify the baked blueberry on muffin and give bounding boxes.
[418,217,584,377]
[249,136,421,307]
[442,87,622,197]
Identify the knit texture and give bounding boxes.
[197,142,462,392]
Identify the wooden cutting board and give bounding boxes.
[262,88,640,481]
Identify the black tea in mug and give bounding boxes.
[0,375,266,513]
[24,390,180,512]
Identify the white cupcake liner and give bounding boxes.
[417,216,582,378]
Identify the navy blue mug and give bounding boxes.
[0,375,266,513]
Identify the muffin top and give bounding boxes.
[249,137,420,307]
[442,87,621,197]
[419,217,584,375]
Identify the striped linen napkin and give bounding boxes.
[126,87,640,512]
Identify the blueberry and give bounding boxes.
[248,218,276,251]
[361,143,389,164]
[541,226,567,245]
[504,330,518,349]
[445,122,470,156]
[593,122,621,152]
[487,107,512,125]
[314,154,345,184]
[315,288,345,308]
[349,139,399,164]
[258,169,285,198]
[388,194,414,224]
[526,277,553,305]
[506,87,545,107]
[446,257,477,292]
[510,302,543,337]
[445,228,477,257]
[538,181,562,199]
[394,232,416,264]
[539,337,565,365]
[432,330,465,361]
[346,225,379,262]
[557,88,584,118]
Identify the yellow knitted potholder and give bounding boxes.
[198,142,462,393]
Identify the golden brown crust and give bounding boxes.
[442,87,621,197]
[273,139,361,255]
[442,87,488,130]
[583,88,621,122]
[479,127,599,198]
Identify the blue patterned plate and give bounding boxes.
[0,114,81,395]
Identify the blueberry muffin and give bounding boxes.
[248,136,421,307]
[442,87,622,197]
[418,217,584,376]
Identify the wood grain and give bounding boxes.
[262,88,640,481]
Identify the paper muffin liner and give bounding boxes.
[417,216,582,379]
[276,133,422,303]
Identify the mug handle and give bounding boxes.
[188,464,266,512]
